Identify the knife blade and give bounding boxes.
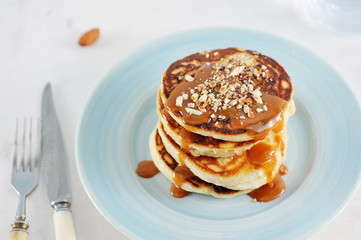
[41,83,76,240]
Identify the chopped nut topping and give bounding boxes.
[199,94,208,102]
[230,99,238,106]
[174,56,271,120]
[243,104,250,114]
[191,93,199,102]
[220,85,228,95]
[184,75,194,82]
[176,96,183,107]
[185,107,203,116]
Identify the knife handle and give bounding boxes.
[53,210,77,240]
[9,230,28,240]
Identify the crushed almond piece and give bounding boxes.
[199,94,208,102]
[253,89,262,98]
[184,75,194,82]
[185,108,203,116]
[191,93,199,102]
[243,104,250,115]
[230,99,238,106]
[176,96,183,107]
[236,102,243,109]
[208,93,215,100]
[230,66,243,76]
[220,85,228,94]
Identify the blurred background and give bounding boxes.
[0,0,360,239]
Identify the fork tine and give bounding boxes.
[12,119,19,171]
[27,118,33,171]
[20,118,26,171]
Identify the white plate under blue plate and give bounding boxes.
[75,28,361,240]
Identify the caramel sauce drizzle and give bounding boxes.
[278,164,288,176]
[136,160,191,198]
[161,108,254,150]
[246,138,287,202]
[170,183,189,198]
[170,165,193,198]
[136,143,287,201]
[165,62,287,132]
[246,142,277,182]
[248,174,285,202]
[136,160,160,178]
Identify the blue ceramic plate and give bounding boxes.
[76,28,361,240]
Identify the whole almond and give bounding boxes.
[78,28,100,46]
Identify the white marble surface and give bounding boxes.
[1,0,361,239]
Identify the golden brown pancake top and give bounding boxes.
[162,47,292,101]
[161,47,292,135]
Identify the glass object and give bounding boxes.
[306,0,361,34]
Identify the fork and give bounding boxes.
[9,118,40,240]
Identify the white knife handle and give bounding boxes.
[53,210,77,240]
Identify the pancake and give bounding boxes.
[157,90,256,157]
[157,121,288,191]
[149,127,250,198]
[160,47,294,142]
[142,47,295,201]
[158,89,295,157]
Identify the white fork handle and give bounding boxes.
[9,230,28,240]
[53,210,77,240]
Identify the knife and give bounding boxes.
[41,83,77,240]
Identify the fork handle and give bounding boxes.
[9,219,29,240]
[53,210,77,240]
[9,230,28,240]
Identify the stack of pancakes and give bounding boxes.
[149,48,295,200]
